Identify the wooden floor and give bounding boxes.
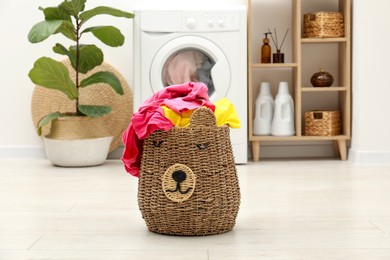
[1,159,390,259]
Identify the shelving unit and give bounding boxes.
[247,0,351,161]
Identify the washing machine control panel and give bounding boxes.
[182,10,241,32]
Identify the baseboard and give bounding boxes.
[349,149,390,165]
[0,146,46,158]
[1,144,335,159]
[0,146,124,160]
[5,145,389,165]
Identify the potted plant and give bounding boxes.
[28,0,134,166]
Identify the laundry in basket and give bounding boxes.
[121,82,241,235]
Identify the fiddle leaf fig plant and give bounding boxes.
[28,0,134,135]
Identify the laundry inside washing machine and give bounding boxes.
[161,48,216,97]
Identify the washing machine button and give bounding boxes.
[207,20,214,28]
[185,17,197,29]
[218,19,225,28]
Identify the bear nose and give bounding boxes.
[172,170,186,183]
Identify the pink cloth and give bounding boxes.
[162,51,205,86]
[122,82,215,177]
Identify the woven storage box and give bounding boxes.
[304,111,341,136]
[304,12,344,38]
[138,108,240,236]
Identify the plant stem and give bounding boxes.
[75,17,81,115]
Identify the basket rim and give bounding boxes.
[305,110,340,113]
[304,11,343,15]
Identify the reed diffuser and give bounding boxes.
[268,28,289,63]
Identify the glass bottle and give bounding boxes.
[261,33,271,63]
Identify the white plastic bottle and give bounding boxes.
[271,81,295,136]
[253,82,274,135]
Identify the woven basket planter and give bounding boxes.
[46,116,110,140]
[31,61,133,153]
[304,111,341,136]
[304,12,344,38]
[42,116,113,167]
[138,108,240,236]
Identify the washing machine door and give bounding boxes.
[150,35,230,100]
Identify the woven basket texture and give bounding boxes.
[31,60,133,152]
[304,111,341,136]
[138,108,240,236]
[304,12,344,38]
[46,116,109,140]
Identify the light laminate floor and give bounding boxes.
[1,159,390,259]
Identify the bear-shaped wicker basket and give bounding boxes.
[138,107,240,236]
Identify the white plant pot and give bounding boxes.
[43,136,113,167]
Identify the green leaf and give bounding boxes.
[82,26,125,47]
[28,20,63,43]
[29,6,75,42]
[80,6,134,24]
[80,71,124,95]
[59,0,86,18]
[78,105,112,117]
[43,6,72,21]
[69,45,103,74]
[36,112,70,136]
[28,57,78,100]
[55,20,76,41]
[53,43,76,65]
[37,112,62,136]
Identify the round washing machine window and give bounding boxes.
[149,36,231,100]
[162,48,216,98]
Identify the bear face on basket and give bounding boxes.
[137,108,240,236]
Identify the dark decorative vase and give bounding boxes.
[311,68,334,87]
[272,50,284,63]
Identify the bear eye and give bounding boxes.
[196,142,209,150]
[153,140,164,147]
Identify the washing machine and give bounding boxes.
[133,6,247,163]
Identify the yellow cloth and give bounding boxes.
[214,98,240,128]
[162,98,240,128]
[161,106,192,127]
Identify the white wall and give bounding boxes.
[349,0,390,164]
[1,0,389,164]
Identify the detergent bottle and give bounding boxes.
[253,82,274,135]
[271,82,295,136]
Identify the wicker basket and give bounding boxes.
[46,116,110,140]
[138,108,240,236]
[304,12,344,38]
[304,111,341,136]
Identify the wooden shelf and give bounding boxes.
[247,0,351,162]
[301,37,347,43]
[251,63,298,69]
[301,86,348,92]
[250,135,350,142]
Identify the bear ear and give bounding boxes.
[190,107,217,127]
